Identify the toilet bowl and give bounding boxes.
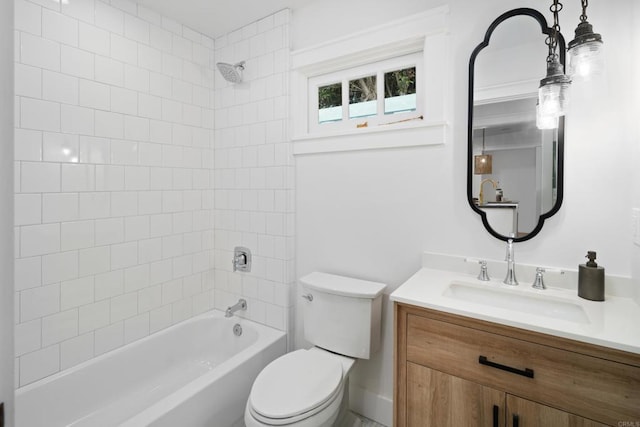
[244,272,386,427]
[244,348,354,427]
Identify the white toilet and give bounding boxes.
[244,272,386,427]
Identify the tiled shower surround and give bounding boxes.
[212,12,294,338]
[13,0,292,387]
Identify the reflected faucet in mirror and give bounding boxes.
[478,178,499,206]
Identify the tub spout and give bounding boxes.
[225,299,247,318]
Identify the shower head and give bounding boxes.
[216,61,245,83]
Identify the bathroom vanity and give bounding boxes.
[391,256,640,427]
[400,4,640,425]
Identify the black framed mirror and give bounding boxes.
[467,8,565,242]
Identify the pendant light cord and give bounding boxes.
[482,128,486,153]
[580,0,589,22]
[545,0,563,64]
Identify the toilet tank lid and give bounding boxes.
[300,272,386,299]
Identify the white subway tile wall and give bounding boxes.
[14,0,217,387]
[213,10,294,339]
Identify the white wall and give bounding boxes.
[294,0,639,424]
[1,0,15,422]
[13,0,215,387]
[212,10,295,336]
[633,1,640,304]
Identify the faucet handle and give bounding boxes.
[477,260,491,281]
[532,267,546,290]
[232,246,252,272]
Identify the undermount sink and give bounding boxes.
[443,281,590,324]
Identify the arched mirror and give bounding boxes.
[467,8,565,242]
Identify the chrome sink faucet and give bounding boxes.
[225,299,247,317]
[503,238,518,286]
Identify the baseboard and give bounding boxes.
[348,384,392,427]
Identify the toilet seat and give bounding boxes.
[248,386,344,426]
[248,349,344,425]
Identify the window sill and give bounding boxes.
[292,120,447,155]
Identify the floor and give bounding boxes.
[339,411,387,427]
[234,411,386,427]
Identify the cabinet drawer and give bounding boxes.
[406,313,640,426]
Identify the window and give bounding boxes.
[310,53,422,133]
[318,82,342,123]
[290,6,449,154]
[349,75,377,119]
[384,67,416,115]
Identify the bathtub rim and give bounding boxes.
[15,309,286,396]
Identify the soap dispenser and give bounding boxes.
[578,251,605,301]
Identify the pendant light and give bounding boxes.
[537,0,571,127]
[568,0,604,81]
[536,100,559,130]
[474,128,492,175]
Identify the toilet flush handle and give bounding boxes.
[301,293,313,302]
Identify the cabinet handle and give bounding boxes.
[513,414,520,427]
[492,405,499,427]
[478,355,534,378]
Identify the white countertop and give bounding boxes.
[391,266,640,355]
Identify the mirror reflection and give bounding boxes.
[468,10,564,241]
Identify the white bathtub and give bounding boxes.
[16,310,287,427]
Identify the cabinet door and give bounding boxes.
[407,362,505,427]
[506,395,610,427]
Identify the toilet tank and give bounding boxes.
[300,272,386,359]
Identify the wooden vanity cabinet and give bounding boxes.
[505,395,606,427]
[394,303,640,427]
[407,362,505,426]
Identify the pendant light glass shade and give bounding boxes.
[568,21,604,81]
[536,101,559,130]
[538,59,571,119]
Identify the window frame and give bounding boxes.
[309,53,423,133]
[291,6,450,155]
